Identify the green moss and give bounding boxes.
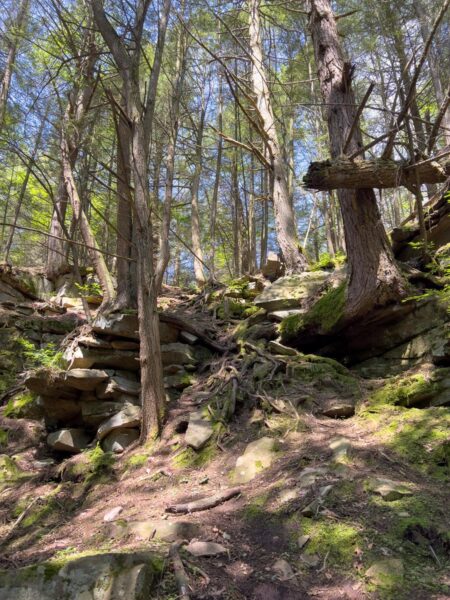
[366,374,439,409]
[172,443,217,469]
[360,405,450,479]
[0,429,8,447]
[243,493,270,520]
[126,453,148,469]
[280,283,347,339]
[301,519,362,568]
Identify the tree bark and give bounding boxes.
[303,155,450,191]
[92,0,171,441]
[248,0,307,274]
[190,105,207,287]
[113,86,137,309]
[0,0,29,132]
[309,0,406,320]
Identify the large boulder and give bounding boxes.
[102,429,140,453]
[96,376,140,399]
[47,428,91,453]
[161,343,196,367]
[81,400,124,427]
[63,368,108,391]
[254,272,328,312]
[97,405,141,440]
[63,346,139,371]
[0,552,162,600]
[93,313,178,344]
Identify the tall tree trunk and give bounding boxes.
[191,105,207,287]
[61,128,115,307]
[114,86,137,308]
[309,0,406,321]
[248,0,307,274]
[92,0,171,441]
[4,103,48,261]
[155,19,187,292]
[0,0,29,132]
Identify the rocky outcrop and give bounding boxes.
[20,312,213,453]
[0,552,162,600]
[254,272,329,312]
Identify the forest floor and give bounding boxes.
[1,387,450,598]
[0,292,449,599]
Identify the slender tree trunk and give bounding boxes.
[309,0,406,321]
[191,105,207,287]
[156,21,187,292]
[4,104,48,261]
[92,0,171,441]
[210,74,223,278]
[412,0,450,146]
[61,129,115,307]
[114,86,137,308]
[0,0,29,132]
[248,0,307,274]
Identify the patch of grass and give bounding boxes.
[301,519,362,568]
[310,251,346,272]
[360,404,450,480]
[243,493,271,520]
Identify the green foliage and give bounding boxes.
[16,338,64,370]
[74,281,102,298]
[0,429,8,447]
[172,443,216,469]
[4,391,41,419]
[310,251,346,272]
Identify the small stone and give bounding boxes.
[321,400,355,418]
[272,558,295,581]
[371,478,413,501]
[185,411,213,450]
[180,331,198,345]
[103,506,123,522]
[234,437,276,484]
[298,535,310,549]
[329,436,351,461]
[185,541,227,557]
[102,429,139,453]
[301,553,320,568]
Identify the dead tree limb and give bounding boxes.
[166,487,241,514]
[303,156,450,191]
[169,541,191,600]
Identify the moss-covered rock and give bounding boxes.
[4,391,44,419]
[280,282,346,341]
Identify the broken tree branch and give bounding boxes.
[165,487,241,514]
[303,155,450,191]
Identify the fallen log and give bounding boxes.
[303,156,450,191]
[166,487,241,514]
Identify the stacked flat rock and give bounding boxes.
[25,312,206,454]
